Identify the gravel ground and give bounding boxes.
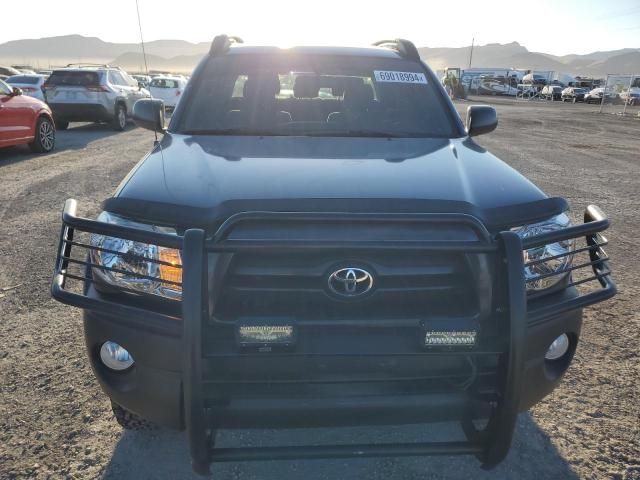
[0,99,638,479]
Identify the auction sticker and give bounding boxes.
[374,70,428,84]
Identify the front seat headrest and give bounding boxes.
[293,76,320,98]
[243,74,281,100]
[343,83,374,109]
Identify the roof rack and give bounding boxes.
[209,35,244,56]
[64,63,117,69]
[372,39,421,62]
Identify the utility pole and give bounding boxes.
[468,37,475,69]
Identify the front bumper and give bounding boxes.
[52,200,616,474]
[82,298,582,430]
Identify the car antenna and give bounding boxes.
[135,0,159,145]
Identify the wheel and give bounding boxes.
[29,116,55,153]
[111,401,155,430]
[112,103,127,131]
[55,119,69,130]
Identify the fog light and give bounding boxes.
[545,334,569,361]
[100,341,134,371]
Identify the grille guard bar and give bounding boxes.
[51,199,616,474]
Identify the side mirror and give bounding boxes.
[465,105,497,137]
[133,98,165,132]
[138,81,145,89]
[11,87,23,96]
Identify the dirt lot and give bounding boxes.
[0,99,639,479]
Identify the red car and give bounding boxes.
[0,79,55,152]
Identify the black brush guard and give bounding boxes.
[51,200,616,475]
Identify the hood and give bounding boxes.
[108,134,562,232]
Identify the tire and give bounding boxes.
[55,119,69,130]
[111,401,156,430]
[29,116,55,153]
[112,103,127,131]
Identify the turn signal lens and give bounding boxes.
[159,247,182,286]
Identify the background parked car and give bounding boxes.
[1,66,21,81]
[5,74,47,101]
[619,87,640,105]
[11,65,37,74]
[43,65,150,131]
[584,87,618,104]
[148,76,187,111]
[0,79,55,153]
[131,74,151,88]
[561,87,588,103]
[540,85,563,100]
[0,66,21,77]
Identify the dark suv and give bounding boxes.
[51,36,616,475]
[561,87,588,103]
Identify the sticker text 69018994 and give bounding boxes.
[374,71,428,84]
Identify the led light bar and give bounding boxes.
[424,330,477,346]
[420,319,479,349]
[236,319,296,351]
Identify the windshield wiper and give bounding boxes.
[291,130,395,138]
[180,128,281,136]
[309,129,418,138]
[180,128,422,138]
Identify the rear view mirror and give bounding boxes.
[465,105,497,136]
[133,98,165,132]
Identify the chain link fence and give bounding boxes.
[598,74,640,116]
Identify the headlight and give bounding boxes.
[512,213,574,291]
[90,211,182,300]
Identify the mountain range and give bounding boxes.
[1,35,638,77]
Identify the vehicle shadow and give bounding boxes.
[0,122,132,168]
[102,413,578,480]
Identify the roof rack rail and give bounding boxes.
[372,39,421,62]
[209,34,244,56]
[64,63,116,69]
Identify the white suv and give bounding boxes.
[43,64,150,131]
[148,76,187,111]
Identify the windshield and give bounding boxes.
[176,54,458,138]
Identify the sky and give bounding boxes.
[0,0,638,55]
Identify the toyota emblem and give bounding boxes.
[327,267,374,298]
